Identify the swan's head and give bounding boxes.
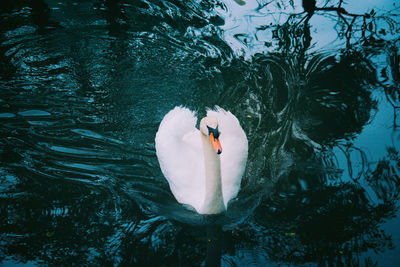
[200,117,222,155]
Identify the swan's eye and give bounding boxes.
[207,126,220,139]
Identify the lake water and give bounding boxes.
[1,0,400,266]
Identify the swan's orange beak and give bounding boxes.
[209,133,222,154]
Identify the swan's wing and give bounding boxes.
[155,107,205,213]
[207,106,248,207]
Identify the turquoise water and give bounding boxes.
[1,0,400,265]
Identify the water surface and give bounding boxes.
[1,0,400,266]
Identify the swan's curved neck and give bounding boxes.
[201,134,225,214]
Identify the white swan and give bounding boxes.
[155,106,248,214]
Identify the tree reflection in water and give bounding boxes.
[221,49,398,265]
[0,0,399,266]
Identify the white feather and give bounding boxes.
[155,106,248,213]
[207,106,248,207]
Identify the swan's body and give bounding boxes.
[155,106,248,214]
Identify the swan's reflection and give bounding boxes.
[205,224,223,267]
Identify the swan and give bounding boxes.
[155,106,248,214]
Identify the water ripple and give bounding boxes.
[1,0,399,265]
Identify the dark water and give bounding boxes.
[1,0,400,266]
